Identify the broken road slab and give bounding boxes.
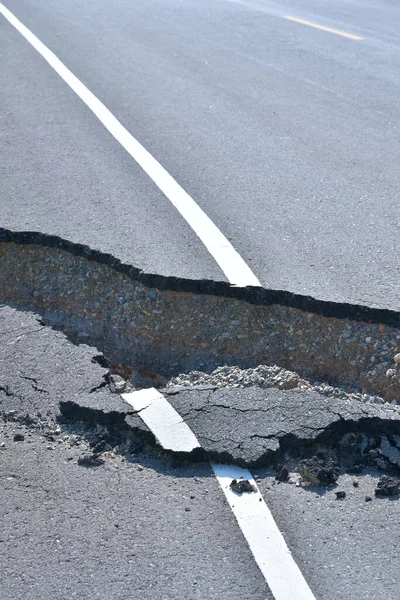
[0,304,113,420]
[162,387,400,467]
[4,302,400,472]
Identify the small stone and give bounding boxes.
[230,479,256,494]
[109,374,128,393]
[353,480,359,488]
[13,434,24,442]
[137,465,144,472]
[365,496,372,502]
[335,491,346,500]
[77,454,105,468]
[298,457,339,486]
[394,354,400,364]
[0,442,5,449]
[375,476,400,497]
[185,506,191,512]
[275,464,289,482]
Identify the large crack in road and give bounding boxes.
[1,294,400,473]
[0,229,399,402]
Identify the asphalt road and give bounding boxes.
[2,304,400,600]
[1,0,400,307]
[2,2,400,598]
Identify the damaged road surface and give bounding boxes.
[0,305,272,600]
[3,0,400,597]
[1,305,400,600]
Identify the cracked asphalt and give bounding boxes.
[2,304,400,599]
[164,386,400,465]
[0,305,271,600]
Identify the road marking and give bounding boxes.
[123,388,316,599]
[122,388,201,453]
[213,464,316,600]
[0,3,261,288]
[284,16,364,40]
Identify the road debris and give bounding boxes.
[275,464,290,482]
[374,476,400,497]
[230,479,256,494]
[335,491,346,500]
[77,454,105,467]
[298,457,339,486]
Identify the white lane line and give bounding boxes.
[212,464,317,600]
[122,388,201,453]
[0,3,261,288]
[123,388,316,599]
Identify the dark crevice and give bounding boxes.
[89,380,108,394]
[0,230,399,403]
[0,227,399,325]
[19,375,48,394]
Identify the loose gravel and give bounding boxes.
[166,364,388,405]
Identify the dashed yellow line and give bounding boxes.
[284,16,364,40]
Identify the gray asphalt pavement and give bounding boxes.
[257,468,400,600]
[0,305,273,600]
[2,304,400,599]
[1,0,400,307]
[1,427,273,600]
[2,1,400,597]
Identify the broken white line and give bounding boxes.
[122,388,316,600]
[122,388,201,453]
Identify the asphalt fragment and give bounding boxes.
[230,479,256,494]
[335,491,346,500]
[275,464,290,482]
[298,457,339,486]
[374,476,400,497]
[77,454,105,467]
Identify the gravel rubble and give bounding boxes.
[166,364,388,405]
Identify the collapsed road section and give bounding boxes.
[2,302,400,476]
[0,228,399,403]
[0,225,400,472]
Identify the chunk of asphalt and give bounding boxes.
[275,464,290,482]
[374,476,400,497]
[335,491,346,500]
[166,387,400,467]
[77,454,105,467]
[298,457,339,486]
[230,479,256,494]
[59,391,135,428]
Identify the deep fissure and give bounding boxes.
[0,229,399,403]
